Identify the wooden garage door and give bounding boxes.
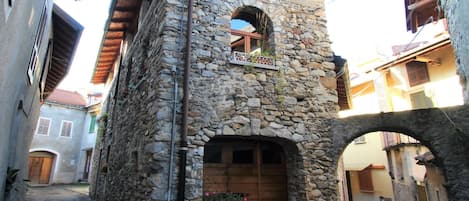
[28,152,54,184]
[203,140,287,201]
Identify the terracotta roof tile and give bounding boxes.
[46,89,87,106]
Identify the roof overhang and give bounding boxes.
[91,0,142,84]
[45,4,83,97]
[349,35,450,87]
[374,36,450,71]
[405,0,445,32]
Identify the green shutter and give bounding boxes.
[89,115,96,133]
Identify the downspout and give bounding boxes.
[178,0,194,200]
[167,67,178,201]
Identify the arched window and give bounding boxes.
[230,7,276,69]
[231,6,273,54]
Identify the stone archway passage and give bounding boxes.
[203,139,288,201]
[28,151,55,184]
[331,105,469,201]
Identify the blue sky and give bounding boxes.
[231,19,250,30]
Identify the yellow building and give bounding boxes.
[338,33,461,201]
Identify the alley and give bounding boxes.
[26,184,91,201]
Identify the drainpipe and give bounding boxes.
[167,67,178,201]
[178,0,194,200]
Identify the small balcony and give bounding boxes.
[383,132,420,150]
[229,51,277,70]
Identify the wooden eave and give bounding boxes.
[91,0,141,84]
[44,4,83,97]
[374,36,450,72]
[405,0,444,32]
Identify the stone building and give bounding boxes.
[0,1,82,200]
[88,0,469,200]
[90,0,341,200]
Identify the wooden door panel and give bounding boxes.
[203,140,288,201]
[39,157,52,184]
[28,157,43,184]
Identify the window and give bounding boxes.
[230,9,271,54]
[358,167,374,192]
[59,120,73,137]
[232,145,254,164]
[354,136,366,144]
[89,115,97,133]
[27,3,47,84]
[204,144,222,163]
[261,143,283,164]
[410,91,433,109]
[35,117,51,135]
[229,6,276,69]
[406,61,430,87]
[3,0,14,21]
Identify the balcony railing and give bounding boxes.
[383,132,420,149]
[229,51,277,70]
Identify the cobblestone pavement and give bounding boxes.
[26,184,91,201]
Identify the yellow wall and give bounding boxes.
[348,169,394,201]
[385,45,462,111]
[342,133,387,169]
[339,42,460,201]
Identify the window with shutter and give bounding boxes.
[35,117,51,135]
[406,61,430,87]
[60,120,73,137]
[89,115,97,133]
[27,3,47,84]
[358,167,374,192]
[410,90,434,109]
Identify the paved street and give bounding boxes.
[26,184,91,201]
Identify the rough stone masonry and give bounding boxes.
[90,0,469,201]
[91,0,340,200]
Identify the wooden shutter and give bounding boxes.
[358,167,374,192]
[406,61,430,87]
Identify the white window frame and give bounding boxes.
[35,117,51,136]
[354,136,366,144]
[59,120,73,138]
[3,0,14,22]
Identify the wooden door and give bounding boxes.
[83,149,92,180]
[28,152,54,184]
[203,140,287,201]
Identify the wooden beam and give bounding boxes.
[231,29,262,39]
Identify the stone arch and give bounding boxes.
[201,135,307,201]
[330,106,469,200]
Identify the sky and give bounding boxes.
[53,0,444,92]
[54,0,112,93]
[325,0,444,68]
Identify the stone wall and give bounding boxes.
[92,0,340,200]
[440,0,469,103]
[331,106,469,201]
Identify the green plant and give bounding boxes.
[274,71,288,96]
[5,167,19,195]
[4,167,27,197]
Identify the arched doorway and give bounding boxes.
[28,151,56,184]
[203,138,288,201]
